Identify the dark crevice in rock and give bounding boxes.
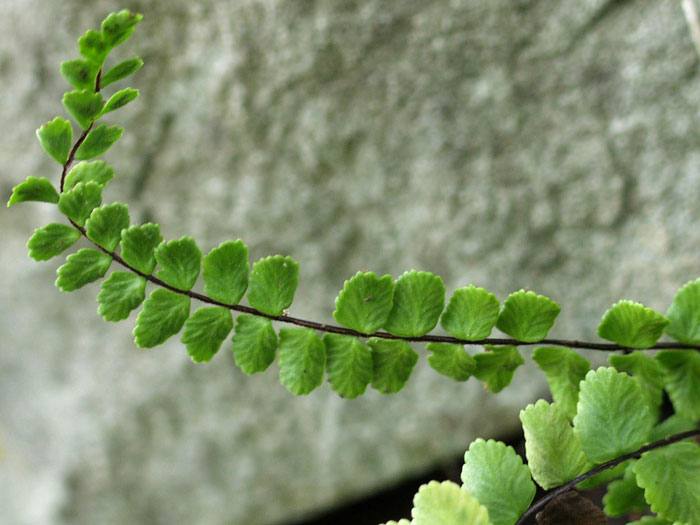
[603,136,638,230]
[566,0,637,53]
[129,111,176,205]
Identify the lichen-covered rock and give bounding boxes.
[1,1,698,524]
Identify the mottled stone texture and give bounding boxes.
[1,0,698,523]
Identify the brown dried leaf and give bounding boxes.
[536,491,607,525]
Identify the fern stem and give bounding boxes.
[59,123,93,192]
[515,428,700,524]
[63,219,700,352]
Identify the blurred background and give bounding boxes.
[1,1,699,523]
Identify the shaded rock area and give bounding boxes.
[1,0,699,523]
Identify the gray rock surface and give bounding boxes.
[1,0,699,523]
